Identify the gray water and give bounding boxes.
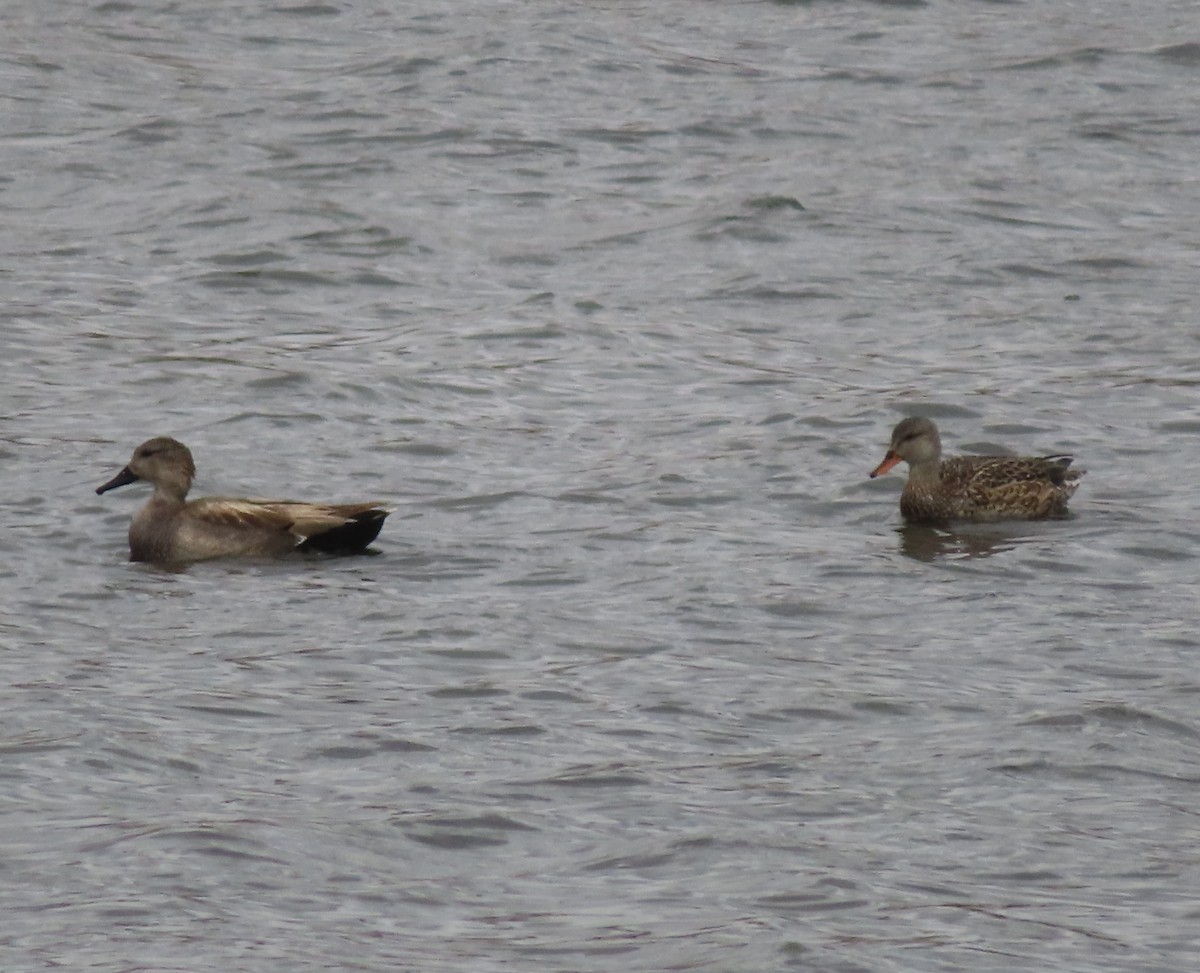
[3,1,1199,970]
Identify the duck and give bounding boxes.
[96,436,389,563]
[869,417,1082,524]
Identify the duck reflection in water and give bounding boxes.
[896,523,1027,562]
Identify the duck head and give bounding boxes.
[97,437,197,500]
[869,417,942,477]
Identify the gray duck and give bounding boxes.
[97,437,389,563]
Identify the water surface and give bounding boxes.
[3,1,1199,970]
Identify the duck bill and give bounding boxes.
[869,452,902,479]
[96,466,141,495]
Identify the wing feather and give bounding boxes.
[188,498,296,532]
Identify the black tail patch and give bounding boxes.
[298,510,389,555]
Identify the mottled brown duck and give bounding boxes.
[96,437,389,563]
[869,417,1083,525]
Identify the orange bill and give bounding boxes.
[869,451,902,479]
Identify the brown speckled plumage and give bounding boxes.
[869,417,1083,525]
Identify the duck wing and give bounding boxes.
[187,497,298,533]
[954,455,1081,518]
[171,498,388,558]
[189,498,388,546]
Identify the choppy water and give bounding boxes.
[3,1,1200,971]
